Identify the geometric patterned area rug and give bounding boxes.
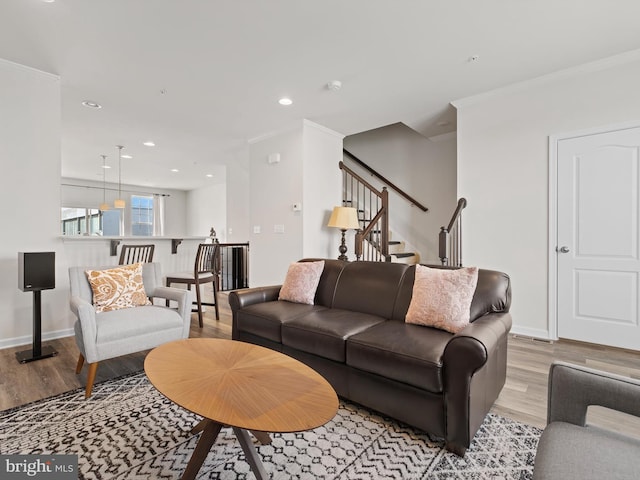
[0,372,541,479]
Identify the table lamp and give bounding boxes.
[327,206,360,261]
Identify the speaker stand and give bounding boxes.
[15,290,58,364]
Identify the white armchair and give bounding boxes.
[69,262,192,398]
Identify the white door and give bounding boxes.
[557,127,640,350]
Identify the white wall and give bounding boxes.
[302,120,344,259]
[344,123,457,262]
[249,128,304,286]
[186,177,227,240]
[225,146,251,243]
[454,53,640,338]
[248,121,344,287]
[0,59,66,347]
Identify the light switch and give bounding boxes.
[274,224,285,234]
[253,225,261,234]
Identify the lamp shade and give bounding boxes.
[327,206,360,230]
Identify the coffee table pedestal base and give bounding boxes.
[181,419,269,480]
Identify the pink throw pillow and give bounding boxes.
[405,265,479,334]
[278,261,325,305]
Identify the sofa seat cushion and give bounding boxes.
[96,305,184,343]
[534,422,640,480]
[346,321,452,393]
[236,301,328,343]
[281,309,386,363]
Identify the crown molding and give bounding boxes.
[0,57,60,81]
[247,123,299,145]
[303,119,345,139]
[452,48,640,109]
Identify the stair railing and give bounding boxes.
[439,198,467,266]
[339,161,390,261]
[217,242,250,291]
[343,149,428,212]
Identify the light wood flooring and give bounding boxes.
[2,292,640,433]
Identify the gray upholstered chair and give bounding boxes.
[533,361,640,480]
[69,262,192,398]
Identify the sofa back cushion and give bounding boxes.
[332,261,409,318]
[392,265,511,322]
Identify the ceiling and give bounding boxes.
[2,1,640,191]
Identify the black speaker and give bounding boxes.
[18,252,55,292]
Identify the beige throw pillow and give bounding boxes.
[278,261,325,305]
[86,263,151,313]
[405,265,479,334]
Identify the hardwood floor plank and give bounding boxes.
[2,291,640,439]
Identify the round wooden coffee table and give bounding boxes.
[144,338,338,480]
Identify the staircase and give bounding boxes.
[389,238,420,264]
[340,148,465,267]
[354,208,419,264]
[340,159,422,264]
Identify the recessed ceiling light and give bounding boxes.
[171,169,179,173]
[278,98,293,106]
[143,141,156,147]
[42,0,56,3]
[101,165,111,169]
[121,154,133,159]
[206,174,214,178]
[81,100,102,109]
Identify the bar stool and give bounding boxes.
[166,243,219,327]
[119,244,155,265]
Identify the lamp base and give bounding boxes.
[337,229,349,261]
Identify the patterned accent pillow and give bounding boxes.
[405,265,479,334]
[278,261,325,305]
[85,263,152,313]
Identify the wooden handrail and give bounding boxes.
[446,198,467,232]
[339,161,390,261]
[339,161,384,196]
[440,198,467,267]
[343,149,428,212]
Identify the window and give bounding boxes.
[131,195,154,236]
[61,208,120,236]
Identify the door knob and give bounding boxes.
[557,246,570,253]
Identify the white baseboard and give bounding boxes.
[510,325,555,341]
[0,328,74,351]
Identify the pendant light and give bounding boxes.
[114,145,125,209]
[99,155,110,211]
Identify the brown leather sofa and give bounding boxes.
[228,259,512,456]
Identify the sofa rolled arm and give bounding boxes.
[442,311,512,454]
[228,285,282,312]
[547,361,640,426]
